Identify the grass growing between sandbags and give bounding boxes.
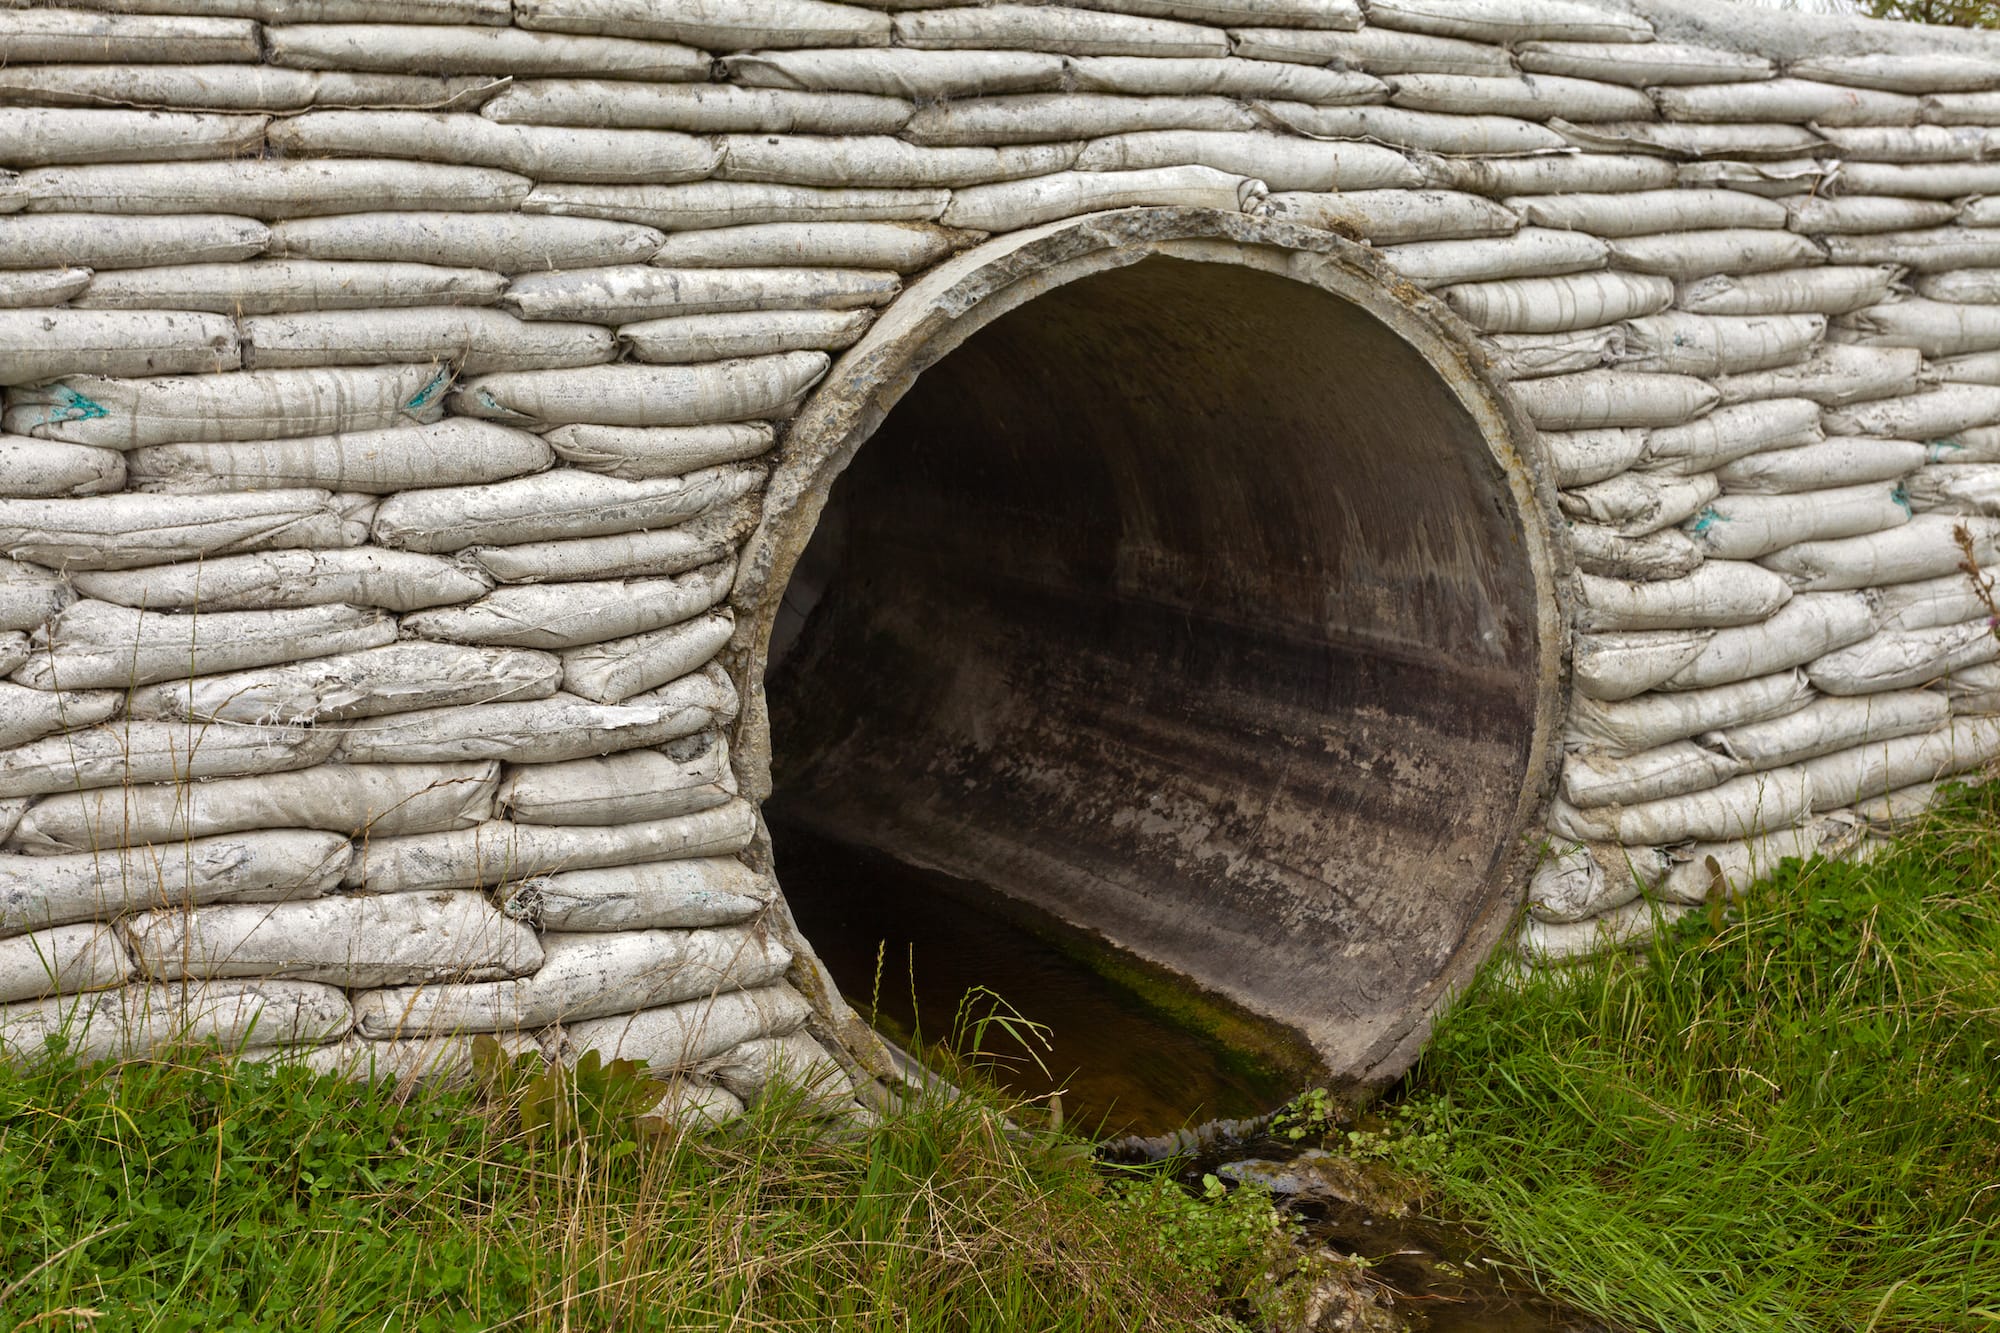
[0,1038,1297,1332]
[1409,777,2000,1333]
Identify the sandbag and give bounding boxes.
[1362,0,1653,44]
[268,212,664,269]
[498,734,734,826]
[0,107,267,168]
[401,561,732,650]
[1650,816,1865,905]
[1510,371,1719,430]
[343,800,758,894]
[561,608,735,703]
[1572,628,1714,701]
[133,890,543,987]
[1702,691,1949,770]
[1560,472,1719,536]
[0,268,91,309]
[1604,230,1826,281]
[1663,593,1878,692]
[482,80,914,136]
[1512,188,1783,237]
[3,365,450,449]
[1524,841,1650,925]
[1786,197,1957,235]
[374,466,759,553]
[72,547,490,613]
[1439,271,1670,334]
[543,423,773,480]
[516,0,891,51]
[505,266,899,323]
[20,160,533,219]
[74,260,504,316]
[621,309,873,363]
[13,761,501,853]
[1565,523,1703,582]
[1229,27,1512,78]
[1800,717,2000,809]
[718,135,1081,189]
[0,635,27,677]
[1380,228,1608,289]
[502,855,772,932]
[1642,399,1823,474]
[352,925,789,1036]
[1825,228,2000,273]
[1066,54,1384,103]
[1850,781,1942,834]
[0,563,70,632]
[0,682,120,749]
[269,110,722,186]
[1482,328,1620,380]
[556,982,810,1071]
[527,181,949,232]
[0,830,350,937]
[1516,40,1772,87]
[1876,570,1997,632]
[1652,79,1919,128]
[1806,620,2000,694]
[906,92,1255,146]
[0,981,352,1063]
[1261,189,1517,245]
[333,668,734,765]
[1427,153,1677,197]
[465,498,757,582]
[0,924,128,1004]
[697,1031,850,1106]
[0,719,340,798]
[0,11,260,62]
[0,436,125,499]
[1577,561,1792,632]
[1677,267,1900,318]
[13,600,395,690]
[891,6,1225,58]
[1567,669,1814,755]
[1905,463,2000,516]
[1540,428,1647,488]
[1070,131,1417,192]
[1686,484,1910,562]
[650,221,968,272]
[451,353,828,428]
[1617,313,1825,378]
[1709,345,1927,409]
[1675,159,1833,198]
[1717,437,1926,496]
[937,167,1264,232]
[264,21,712,79]
[126,642,562,724]
[0,65,495,113]
[1840,162,2000,198]
[1934,351,2000,385]
[1385,71,1653,122]
[1833,298,2000,358]
[1823,384,2000,438]
[1562,741,1741,808]
[127,419,554,495]
[0,489,363,570]
[1794,52,2000,95]
[1550,765,1814,846]
[1518,900,1691,962]
[1915,270,2000,304]
[1552,121,1824,160]
[1944,662,2000,715]
[1809,124,1990,162]
[0,309,238,385]
[1762,515,2000,591]
[1935,428,2000,463]
[241,308,614,375]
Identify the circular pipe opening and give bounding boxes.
[738,211,1569,1085]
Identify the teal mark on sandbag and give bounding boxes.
[1892,485,1912,513]
[406,368,452,411]
[1927,438,1962,462]
[1690,506,1724,534]
[39,386,108,425]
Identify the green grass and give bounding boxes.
[0,1037,1298,1332]
[1408,777,2000,1333]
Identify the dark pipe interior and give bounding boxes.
[765,255,1546,1078]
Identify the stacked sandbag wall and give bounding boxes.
[0,0,1996,1103]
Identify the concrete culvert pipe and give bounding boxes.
[736,210,1571,1087]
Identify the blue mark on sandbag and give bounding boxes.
[1690,507,1723,534]
[1892,485,1911,513]
[406,368,452,410]
[43,386,109,424]
[1927,438,1962,461]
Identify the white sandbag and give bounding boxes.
[1809,125,1991,164]
[0,268,91,309]
[127,420,552,496]
[718,49,1062,100]
[1428,154,1678,197]
[1825,228,2000,274]
[1562,471,1719,538]
[1664,593,1878,692]
[333,668,734,765]
[1575,628,1716,701]
[1363,0,1649,42]
[1070,131,1416,192]
[240,307,612,375]
[1066,54,1383,103]
[0,719,340,798]
[287,1031,543,1089]
[0,635,27,677]
[1230,27,1510,77]
[1921,269,2000,305]
[375,466,758,553]
[1261,189,1517,245]
[650,221,967,272]
[14,761,500,853]
[0,924,127,1004]
[1618,313,1824,378]
[268,212,663,269]
[1516,40,1773,87]
[0,563,69,633]
[1824,384,2000,438]
[1653,79,1919,128]
[0,435,125,499]
[344,800,758,894]
[1763,515,2000,591]
[73,548,488,614]
[0,64,494,113]
[451,353,827,428]
[272,111,721,186]
[1675,159,1835,199]
[891,6,1224,58]
[0,309,238,386]
[1379,229,1608,290]
[0,107,266,168]
[1604,230,1826,281]
[1906,463,2000,516]
[503,855,772,932]
[264,22,712,79]
[132,891,543,987]
[74,259,504,315]
[14,600,394,691]
[1567,669,1814,755]
[1484,328,1622,381]
[1510,189,1783,239]
[506,266,898,323]
[1793,52,2000,95]
[1552,121,1825,161]
[1800,717,2000,809]
[1524,841,1650,925]
[4,365,449,449]
[1807,620,2000,694]
[1566,523,1703,582]
[1515,371,1720,432]
[1439,271,1670,335]
[0,829,350,936]
[1711,346,1926,410]
[1385,72,1654,122]
[129,643,558,726]
[1650,816,1865,905]
[1540,428,1648,488]
[1834,299,2000,359]
[1850,780,1942,833]
[1936,428,2000,463]
[1551,764,1813,846]
[1702,690,1949,771]
[1257,102,1567,156]
[466,497,756,582]
[1945,662,2000,715]
[937,167,1264,232]
[1840,162,2000,199]
[1577,561,1792,633]
[21,160,532,219]
[621,310,873,363]
[1519,899,1692,962]
[912,92,1258,147]
[0,682,119,749]
[1786,197,1957,237]
[698,1031,850,1106]
[719,136,1078,190]
[544,423,773,480]
[1678,267,1900,319]
[0,490,361,570]
[1876,570,1997,632]
[1717,437,1926,496]
[0,11,259,62]
[561,608,735,703]
[482,80,913,136]
[400,561,732,650]
[527,181,950,232]
[1562,740,1742,809]
[353,925,789,1036]
[1922,92,2000,127]
[1643,399,1823,475]
[1,981,352,1062]
[1686,484,1910,562]
[498,734,733,825]
[515,0,889,48]
[557,982,811,1071]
